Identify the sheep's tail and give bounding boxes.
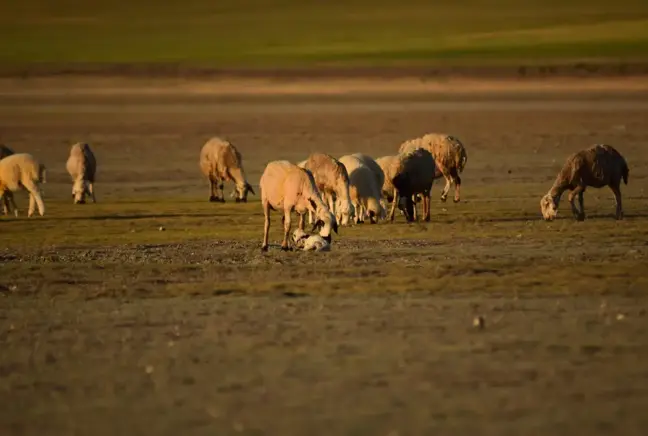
[621,160,629,185]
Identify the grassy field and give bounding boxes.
[2,88,648,434]
[1,0,648,67]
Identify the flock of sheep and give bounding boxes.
[0,134,630,251]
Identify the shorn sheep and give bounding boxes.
[0,144,16,215]
[66,142,97,204]
[338,154,385,224]
[398,133,467,202]
[388,148,436,222]
[298,153,354,226]
[260,160,338,251]
[199,137,255,203]
[0,153,46,217]
[540,144,629,221]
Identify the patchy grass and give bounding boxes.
[0,0,647,66]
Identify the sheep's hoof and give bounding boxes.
[575,214,585,222]
[235,198,241,203]
[261,245,269,252]
[440,196,448,203]
[209,195,218,202]
[453,198,460,203]
[616,213,624,220]
[281,245,290,252]
[424,216,431,222]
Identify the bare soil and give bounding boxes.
[1,79,648,435]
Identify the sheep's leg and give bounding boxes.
[1,194,10,215]
[610,184,623,220]
[8,194,18,217]
[298,213,305,231]
[209,178,218,202]
[423,193,431,222]
[89,182,97,203]
[412,195,418,221]
[261,201,271,251]
[327,193,335,213]
[453,170,462,203]
[568,186,585,221]
[404,196,415,222]
[440,175,451,202]
[355,201,364,224]
[388,190,399,223]
[281,209,292,251]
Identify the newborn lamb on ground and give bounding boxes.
[292,228,331,251]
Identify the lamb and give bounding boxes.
[260,160,338,251]
[65,142,97,204]
[337,154,385,224]
[0,153,46,217]
[398,133,467,202]
[540,144,629,221]
[297,153,355,226]
[0,144,16,215]
[292,228,331,252]
[199,137,255,203]
[387,148,436,223]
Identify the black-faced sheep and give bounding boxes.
[0,153,46,217]
[260,160,338,251]
[399,133,467,202]
[388,148,436,223]
[199,137,255,203]
[540,144,629,221]
[66,142,97,204]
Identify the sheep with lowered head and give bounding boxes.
[292,228,331,252]
[199,137,255,203]
[66,142,97,204]
[338,154,385,224]
[388,148,436,223]
[399,133,467,202]
[375,154,399,210]
[0,153,46,217]
[540,144,629,221]
[260,160,338,251]
[0,144,16,216]
[298,153,354,226]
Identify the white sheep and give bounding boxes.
[0,144,16,216]
[338,154,386,224]
[541,144,629,221]
[260,160,338,251]
[398,133,467,202]
[199,137,255,203]
[387,148,436,222]
[0,153,46,217]
[292,228,331,252]
[298,153,354,226]
[66,142,97,204]
[375,155,399,208]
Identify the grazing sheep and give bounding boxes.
[292,228,331,252]
[0,153,46,217]
[399,133,467,202]
[540,144,629,221]
[338,154,385,224]
[375,155,400,209]
[0,144,16,216]
[260,160,338,251]
[388,148,436,223]
[298,153,355,226]
[199,137,255,203]
[66,142,97,204]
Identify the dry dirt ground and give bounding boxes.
[1,78,648,435]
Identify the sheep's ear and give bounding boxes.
[308,199,318,211]
[332,220,338,234]
[246,183,255,196]
[311,219,323,233]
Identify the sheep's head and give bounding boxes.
[540,193,559,221]
[312,208,338,243]
[72,180,88,204]
[234,182,255,203]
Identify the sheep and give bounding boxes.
[375,154,399,211]
[387,148,436,223]
[398,133,467,202]
[540,144,629,221]
[0,153,46,217]
[350,153,384,220]
[337,154,385,224]
[260,160,338,251]
[65,142,97,204]
[298,153,355,226]
[292,228,331,252]
[199,137,255,203]
[0,144,16,216]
